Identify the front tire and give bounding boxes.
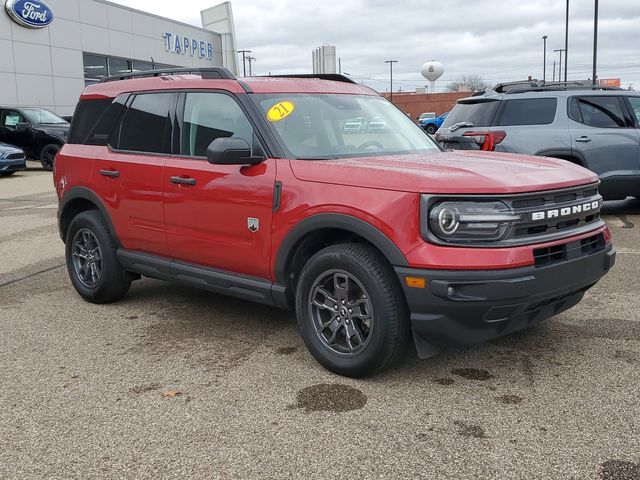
[65,210,131,303]
[40,144,59,171]
[295,243,409,377]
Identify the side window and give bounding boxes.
[68,98,125,145]
[497,98,557,126]
[1,110,25,127]
[571,96,626,128]
[626,97,640,126]
[181,92,254,157]
[117,93,174,154]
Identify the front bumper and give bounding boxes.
[396,243,615,358]
[0,158,27,173]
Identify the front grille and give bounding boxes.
[5,153,24,160]
[533,233,605,268]
[501,183,603,245]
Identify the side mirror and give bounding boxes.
[15,122,30,133]
[206,138,264,165]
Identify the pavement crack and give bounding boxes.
[0,263,65,288]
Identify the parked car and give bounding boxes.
[55,68,614,377]
[343,117,365,133]
[418,112,436,122]
[0,142,26,176]
[0,107,70,171]
[435,83,640,200]
[367,116,386,133]
[420,111,448,134]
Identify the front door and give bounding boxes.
[0,109,33,152]
[163,91,276,279]
[568,95,640,196]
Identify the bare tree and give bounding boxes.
[446,74,490,93]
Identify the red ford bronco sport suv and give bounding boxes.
[54,68,615,377]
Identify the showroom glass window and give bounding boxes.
[181,92,254,157]
[117,93,174,154]
[83,53,108,83]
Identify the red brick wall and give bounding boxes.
[382,92,470,120]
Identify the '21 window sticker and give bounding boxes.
[267,101,295,122]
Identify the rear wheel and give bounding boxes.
[295,243,409,377]
[65,210,130,303]
[40,144,59,171]
[426,125,437,134]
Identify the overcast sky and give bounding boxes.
[111,0,640,92]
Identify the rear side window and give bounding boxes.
[497,98,557,126]
[68,99,113,144]
[568,96,627,128]
[69,97,127,145]
[116,93,174,154]
[441,101,499,128]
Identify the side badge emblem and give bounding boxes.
[247,217,259,233]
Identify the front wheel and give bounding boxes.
[295,243,409,377]
[40,144,59,171]
[65,210,131,303]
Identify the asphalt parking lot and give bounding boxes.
[1,166,639,480]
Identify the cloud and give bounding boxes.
[110,0,640,91]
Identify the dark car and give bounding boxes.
[0,107,70,171]
[0,142,26,176]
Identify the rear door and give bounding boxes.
[568,95,640,196]
[163,91,275,279]
[91,92,175,256]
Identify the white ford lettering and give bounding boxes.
[531,200,599,221]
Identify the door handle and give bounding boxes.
[170,176,196,186]
[99,169,120,177]
[575,136,592,143]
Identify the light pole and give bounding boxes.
[385,60,397,101]
[592,0,599,86]
[237,49,252,77]
[542,35,548,84]
[247,56,256,76]
[564,0,569,82]
[554,49,565,83]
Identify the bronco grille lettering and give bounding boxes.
[531,200,600,221]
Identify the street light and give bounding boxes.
[247,56,256,77]
[564,0,569,82]
[237,49,252,77]
[592,0,599,86]
[385,60,398,102]
[554,48,565,83]
[542,35,548,84]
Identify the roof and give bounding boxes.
[457,87,634,104]
[81,73,377,100]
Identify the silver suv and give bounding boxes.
[436,84,640,200]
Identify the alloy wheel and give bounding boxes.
[71,228,103,288]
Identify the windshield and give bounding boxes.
[254,94,440,159]
[21,108,68,125]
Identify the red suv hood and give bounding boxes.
[289,151,599,194]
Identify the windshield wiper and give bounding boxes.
[449,122,474,132]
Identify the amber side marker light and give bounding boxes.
[405,276,426,289]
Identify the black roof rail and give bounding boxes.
[506,83,622,94]
[263,73,357,84]
[100,67,236,83]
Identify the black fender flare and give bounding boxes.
[535,148,588,168]
[58,186,119,246]
[274,213,408,285]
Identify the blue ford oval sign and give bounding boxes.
[5,0,54,29]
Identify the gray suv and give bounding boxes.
[436,84,640,200]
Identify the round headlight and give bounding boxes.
[437,207,459,235]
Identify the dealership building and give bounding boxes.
[0,0,239,115]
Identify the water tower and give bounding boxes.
[421,61,444,93]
